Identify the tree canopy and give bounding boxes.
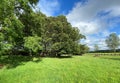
[0,0,88,56]
[105,33,120,52]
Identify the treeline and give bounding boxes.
[0,0,89,57]
[90,49,120,53]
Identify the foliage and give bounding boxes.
[24,36,42,56]
[0,0,87,56]
[105,33,120,52]
[40,16,86,56]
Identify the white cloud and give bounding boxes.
[67,0,120,35]
[37,0,60,16]
[82,36,108,51]
[66,0,120,50]
[73,21,106,35]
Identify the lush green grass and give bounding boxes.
[0,55,120,83]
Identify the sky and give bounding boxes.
[37,0,120,50]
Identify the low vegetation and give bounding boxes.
[0,54,120,83]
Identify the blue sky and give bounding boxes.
[37,0,120,50]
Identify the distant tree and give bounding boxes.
[105,33,120,52]
[94,44,99,51]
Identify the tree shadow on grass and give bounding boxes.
[0,55,42,69]
[41,54,73,59]
[57,55,73,59]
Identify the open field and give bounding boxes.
[0,54,120,83]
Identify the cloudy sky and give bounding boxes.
[37,0,120,50]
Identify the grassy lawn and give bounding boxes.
[0,55,120,83]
